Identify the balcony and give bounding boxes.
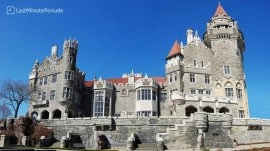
[32,100,49,108]
[171,92,186,105]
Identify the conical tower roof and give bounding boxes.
[166,40,181,59]
[214,2,228,16]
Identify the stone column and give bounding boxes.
[21,136,30,146]
[60,136,67,148]
[194,112,208,149]
[0,135,7,148]
[126,133,135,151]
[222,114,233,135]
[156,133,164,151]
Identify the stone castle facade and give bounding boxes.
[28,3,249,120]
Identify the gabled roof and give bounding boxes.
[214,2,228,16]
[166,40,181,59]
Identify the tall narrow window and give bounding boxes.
[159,93,167,102]
[174,72,177,81]
[50,90,56,100]
[225,88,234,97]
[39,78,43,86]
[68,57,73,64]
[152,90,156,101]
[44,77,48,85]
[52,74,57,83]
[193,59,197,67]
[191,89,196,94]
[199,90,203,95]
[104,96,110,116]
[224,66,231,75]
[190,74,195,82]
[94,91,104,116]
[237,88,242,99]
[42,92,46,100]
[238,110,245,118]
[137,89,141,100]
[169,74,172,82]
[205,75,210,83]
[65,71,74,80]
[38,92,42,101]
[201,61,204,67]
[63,87,72,99]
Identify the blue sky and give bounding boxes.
[0,0,269,118]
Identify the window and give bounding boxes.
[201,61,204,67]
[94,91,104,116]
[205,75,210,83]
[199,90,203,95]
[137,89,141,100]
[68,57,73,64]
[65,71,74,80]
[152,90,156,101]
[39,78,43,86]
[137,89,151,100]
[44,77,48,85]
[174,72,177,81]
[159,93,167,102]
[63,87,72,99]
[237,88,242,99]
[42,92,46,100]
[52,74,57,83]
[190,74,195,82]
[38,92,42,101]
[169,74,172,82]
[142,89,151,100]
[206,90,211,95]
[238,110,245,118]
[193,59,197,67]
[225,88,234,97]
[50,90,56,100]
[104,96,110,116]
[191,89,196,94]
[224,66,231,75]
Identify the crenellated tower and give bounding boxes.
[203,3,249,117]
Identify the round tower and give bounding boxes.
[203,3,249,118]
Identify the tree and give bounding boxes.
[0,79,30,118]
[0,103,12,119]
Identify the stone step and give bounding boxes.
[136,143,157,150]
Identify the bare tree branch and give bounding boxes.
[0,79,30,118]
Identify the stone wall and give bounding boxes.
[42,114,270,150]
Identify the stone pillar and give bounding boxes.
[194,112,208,149]
[21,136,30,146]
[156,133,164,151]
[60,136,68,148]
[126,133,135,151]
[222,114,233,135]
[0,135,7,148]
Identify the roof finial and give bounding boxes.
[99,76,102,81]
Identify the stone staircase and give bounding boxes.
[136,143,157,151]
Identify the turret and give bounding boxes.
[63,38,79,71]
[186,29,194,44]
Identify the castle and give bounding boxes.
[28,3,248,121]
[27,3,267,150]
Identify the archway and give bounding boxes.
[185,105,197,116]
[219,107,229,114]
[41,110,49,119]
[53,109,62,119]
[203,106,214,113]
[31,111,38,119]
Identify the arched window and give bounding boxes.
[219,107,229,114]
[52,109,62,119]
[31,111,38,119]
[41,110,49,119]
[203,106,214,113]
[185,105,197,116]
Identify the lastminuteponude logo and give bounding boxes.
[6,6,64,15]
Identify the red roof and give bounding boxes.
[84,77,165,87]
[167,40,181,59]
[214,2,228,16]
